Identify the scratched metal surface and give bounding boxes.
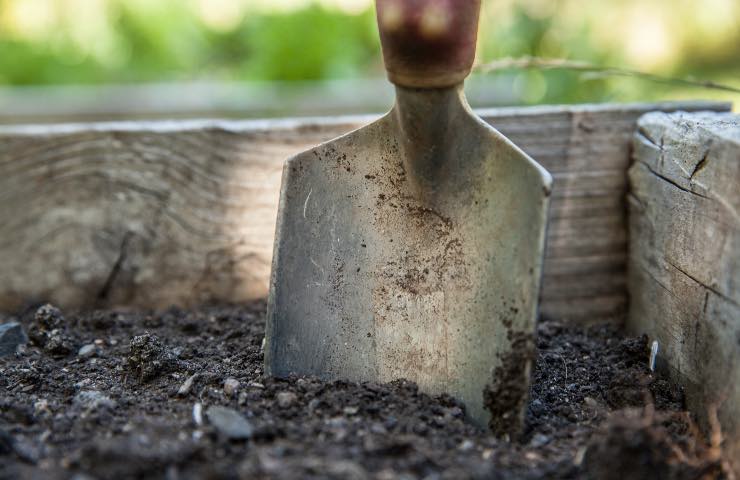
[265,85,551,427]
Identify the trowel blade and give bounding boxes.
[266,97,551,432]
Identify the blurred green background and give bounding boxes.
[0,0,737,120]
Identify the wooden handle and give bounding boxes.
[376,0,481,88]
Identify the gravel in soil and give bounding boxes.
[0,302,731,479]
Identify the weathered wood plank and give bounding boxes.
[627,111,740,473]
[0,101,730,324]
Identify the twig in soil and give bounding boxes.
[474,56,740,94]
[558,354,568,382]
[649,340,659,372]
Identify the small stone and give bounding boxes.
[247,382,264,389]
[178,373,198,396]
[458,439,475,451]
[192,403,203,426]
[74,378,91,389]
[529,398,545,417]
[307,398,321,413]
[237,392,248,406]
[205,406,253,440]
[370,423,387,435]
[223,378,240,397]
[276,391,297,408]
[34,399,50,415]
[0,322,27,357]
[78,344,97,358]
[525,451,541,461]
[74,390,116,411]
[343,406,359,415]
[529,433,551,448]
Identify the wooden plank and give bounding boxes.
[540,294,627,324]
[0,101,730,324]
[626,111,740,474]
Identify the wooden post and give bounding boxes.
[627,111,740,472]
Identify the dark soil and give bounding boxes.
[0,302,729,479]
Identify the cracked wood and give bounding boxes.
[627,111,740,474]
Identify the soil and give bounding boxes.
[0,302,730,480]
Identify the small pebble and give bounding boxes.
[223,378,240,397]
[343,406,359,415]
[308,398,321,413]
[77,344,97,358]
[205,406,253,440]
[34,400,50,415]
[276,391,298,408]
[458,439,475,451]
[178,373,198,396]
[529,399,545,417]
[529,433,551,448]
[0,322,28,357]
[369,423,387,435]
[192,403,203,426]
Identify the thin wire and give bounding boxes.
[474,56,740,94]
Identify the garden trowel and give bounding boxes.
[266,0,551,432]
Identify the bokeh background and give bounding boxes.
[0,0,737,122]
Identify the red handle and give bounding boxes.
[376,0,481,88]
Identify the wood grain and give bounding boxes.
[626,111,739,473]
[0,101,730,324]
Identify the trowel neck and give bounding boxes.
[392,84,468,155]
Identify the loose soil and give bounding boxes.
[0,302,730,479]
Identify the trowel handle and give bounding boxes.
[376,0,481,89]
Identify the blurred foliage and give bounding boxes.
[0,0,738,105]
